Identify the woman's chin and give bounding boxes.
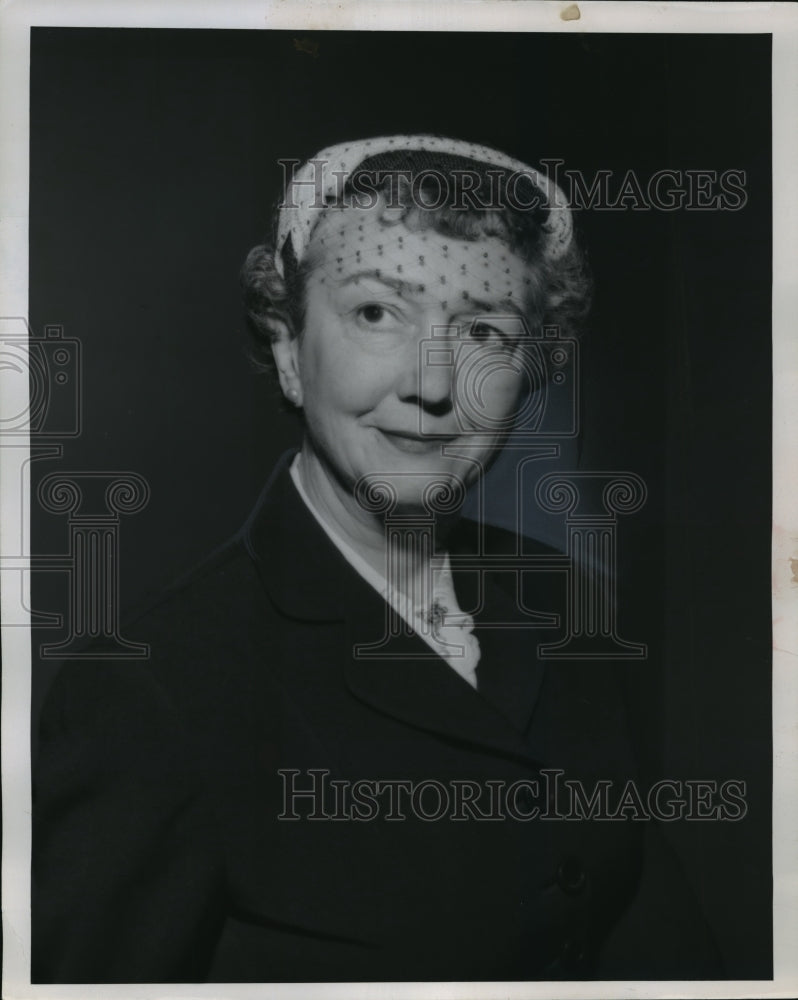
[351,468,470,519]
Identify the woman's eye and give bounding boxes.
[470,321,502,343]
[350,301,409,335]
[357,304,388,324]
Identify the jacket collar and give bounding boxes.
[243,450,347,622]
[243,452,546,757]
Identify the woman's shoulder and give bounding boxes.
[131,530,262,631]
[37,531,273,744]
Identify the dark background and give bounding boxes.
[29,28,772,978]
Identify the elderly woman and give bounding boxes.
[33,135,720,983]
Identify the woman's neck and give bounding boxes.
[296,441,446,600]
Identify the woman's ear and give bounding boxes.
[269,317,303,408]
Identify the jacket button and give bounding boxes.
[556,856,586,895]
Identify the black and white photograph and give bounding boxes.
[1,2,796,997]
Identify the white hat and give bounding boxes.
[274,134,573,277]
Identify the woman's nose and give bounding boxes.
[398,323,458,416]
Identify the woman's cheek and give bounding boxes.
[492,370,527,409]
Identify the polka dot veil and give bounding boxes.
[275,133,574,278]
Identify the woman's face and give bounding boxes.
[276,201,535,513]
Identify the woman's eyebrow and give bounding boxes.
[337,270,408,293]
[458,295,526,318]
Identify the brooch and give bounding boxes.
[418,599,449,637]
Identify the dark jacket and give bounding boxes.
[32,454,722,982]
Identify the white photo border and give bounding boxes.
[2,2,796,998]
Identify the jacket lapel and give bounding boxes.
[243,450,346,622]
[341,526,552,761]
[344,659,537,764]
[470,580,549,734]
[447,523,552,734]
[244,453,547,762]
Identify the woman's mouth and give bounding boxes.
[378,429,458,455]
